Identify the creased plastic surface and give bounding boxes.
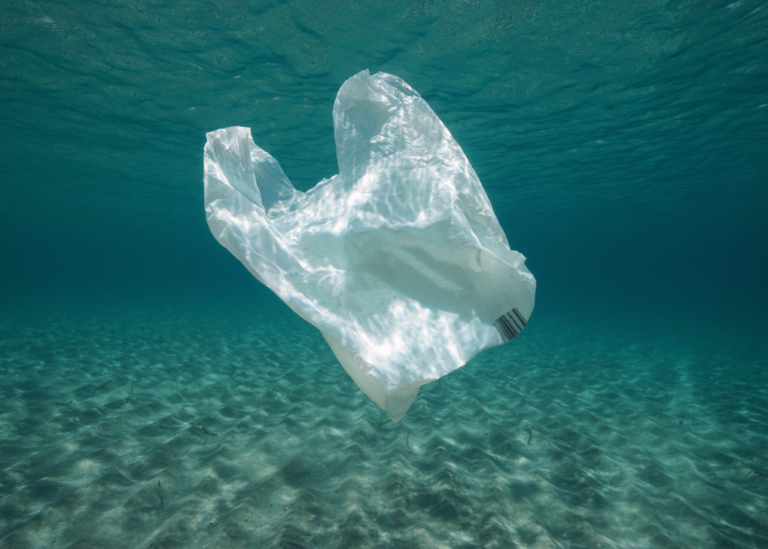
[204,70,535,421]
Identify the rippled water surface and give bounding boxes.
[1,1,767,547]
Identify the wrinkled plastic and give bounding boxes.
[204,70,535,421]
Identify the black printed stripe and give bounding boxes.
[508,312,523,333]
[511,308,527,328]
[494,307,527,343]
[495,314,518,341]
[496,311,520,342]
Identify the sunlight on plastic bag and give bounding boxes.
[204,70,535,421]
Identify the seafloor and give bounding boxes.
[1,298,766,549]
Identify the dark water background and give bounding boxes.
[1,1,767,548]
[3,0,767,335]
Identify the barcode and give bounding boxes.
[494,307,527,343]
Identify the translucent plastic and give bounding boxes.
[204,70,535,421]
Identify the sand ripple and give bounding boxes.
[1,302,767,548]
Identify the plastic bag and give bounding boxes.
[204,70,535,421]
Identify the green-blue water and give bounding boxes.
[1,1,766,547]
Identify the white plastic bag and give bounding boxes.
[204,70,535,421]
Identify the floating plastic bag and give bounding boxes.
[204,70,535,421]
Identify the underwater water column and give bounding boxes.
[1,1,767,548]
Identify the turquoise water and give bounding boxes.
[1,1,767,547]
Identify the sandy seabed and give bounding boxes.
[1,299,766,549]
